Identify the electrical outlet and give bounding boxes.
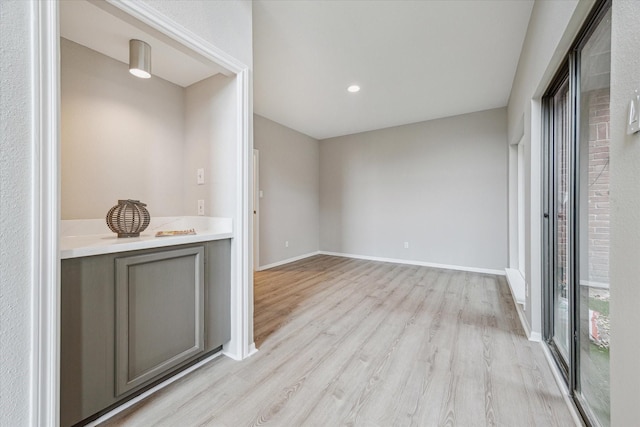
[197,168,205,185]
[285,241,289,248]
[197,200,205,216]
[404,241,409,249]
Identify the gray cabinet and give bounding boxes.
[115,247,205,395]
[60,240,230,427]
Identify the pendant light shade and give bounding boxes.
[129,39,151,79]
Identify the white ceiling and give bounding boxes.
[60,0,228,88]
[253,0,534,140]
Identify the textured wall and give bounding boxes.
[320,108,508,271]
[0,1,37,424]
[610,1,640,423]
[253,115,320,267]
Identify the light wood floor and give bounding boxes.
[101,255,575,426]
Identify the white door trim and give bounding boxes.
[31,1,60,425]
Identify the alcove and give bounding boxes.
[60,0,239,220]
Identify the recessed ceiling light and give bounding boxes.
[347,84,360,93]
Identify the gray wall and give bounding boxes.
[320,108,508,271]
[184,74,238,218]
[254,115,320,267]
[61,39,240,221]
[61,38,186,219]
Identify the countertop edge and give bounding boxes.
[61,231,233,259]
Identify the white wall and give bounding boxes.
[61,38,186,219]
[253,115,320,267]
[320,108,508,272]
[139,0,253,69]
[0,1,252,424]
[508,143,519,270]
[0,1,35,424]
[506,0,586,336]
[610,1,640,423]
[184,74,238,218]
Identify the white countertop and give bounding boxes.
[61,216,233,259]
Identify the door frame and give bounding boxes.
[253,149,260,271]
[542,62,575,382]
[32,1,254,424]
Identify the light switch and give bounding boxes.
[259,190,264,198]
[197,200,205,215]
[197,168,205,185]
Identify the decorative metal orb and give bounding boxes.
[106,199,151,238]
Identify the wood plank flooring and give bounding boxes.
[100,255,575,426]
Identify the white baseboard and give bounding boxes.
[516,306,542,342]
[503,272,541,343]
[318,251,506,276]
[224,341,259,361]
[247,342,259,356]
[258,251,321,271]
[515,301,532,336]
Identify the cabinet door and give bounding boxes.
[115,246,205,395]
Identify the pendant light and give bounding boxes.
[129,39,151,79]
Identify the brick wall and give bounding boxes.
[553,88,610,288]
[557,88,570,291]
[587,89,610,285]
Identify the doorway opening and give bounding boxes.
[253,149,260,271]
[33,0,253,424]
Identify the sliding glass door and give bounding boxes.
[577,9,611,424]
[548,74,572,369]
[543,2,610,426]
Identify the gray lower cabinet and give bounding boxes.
[60,240,230,427]
[115,246,205,396]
